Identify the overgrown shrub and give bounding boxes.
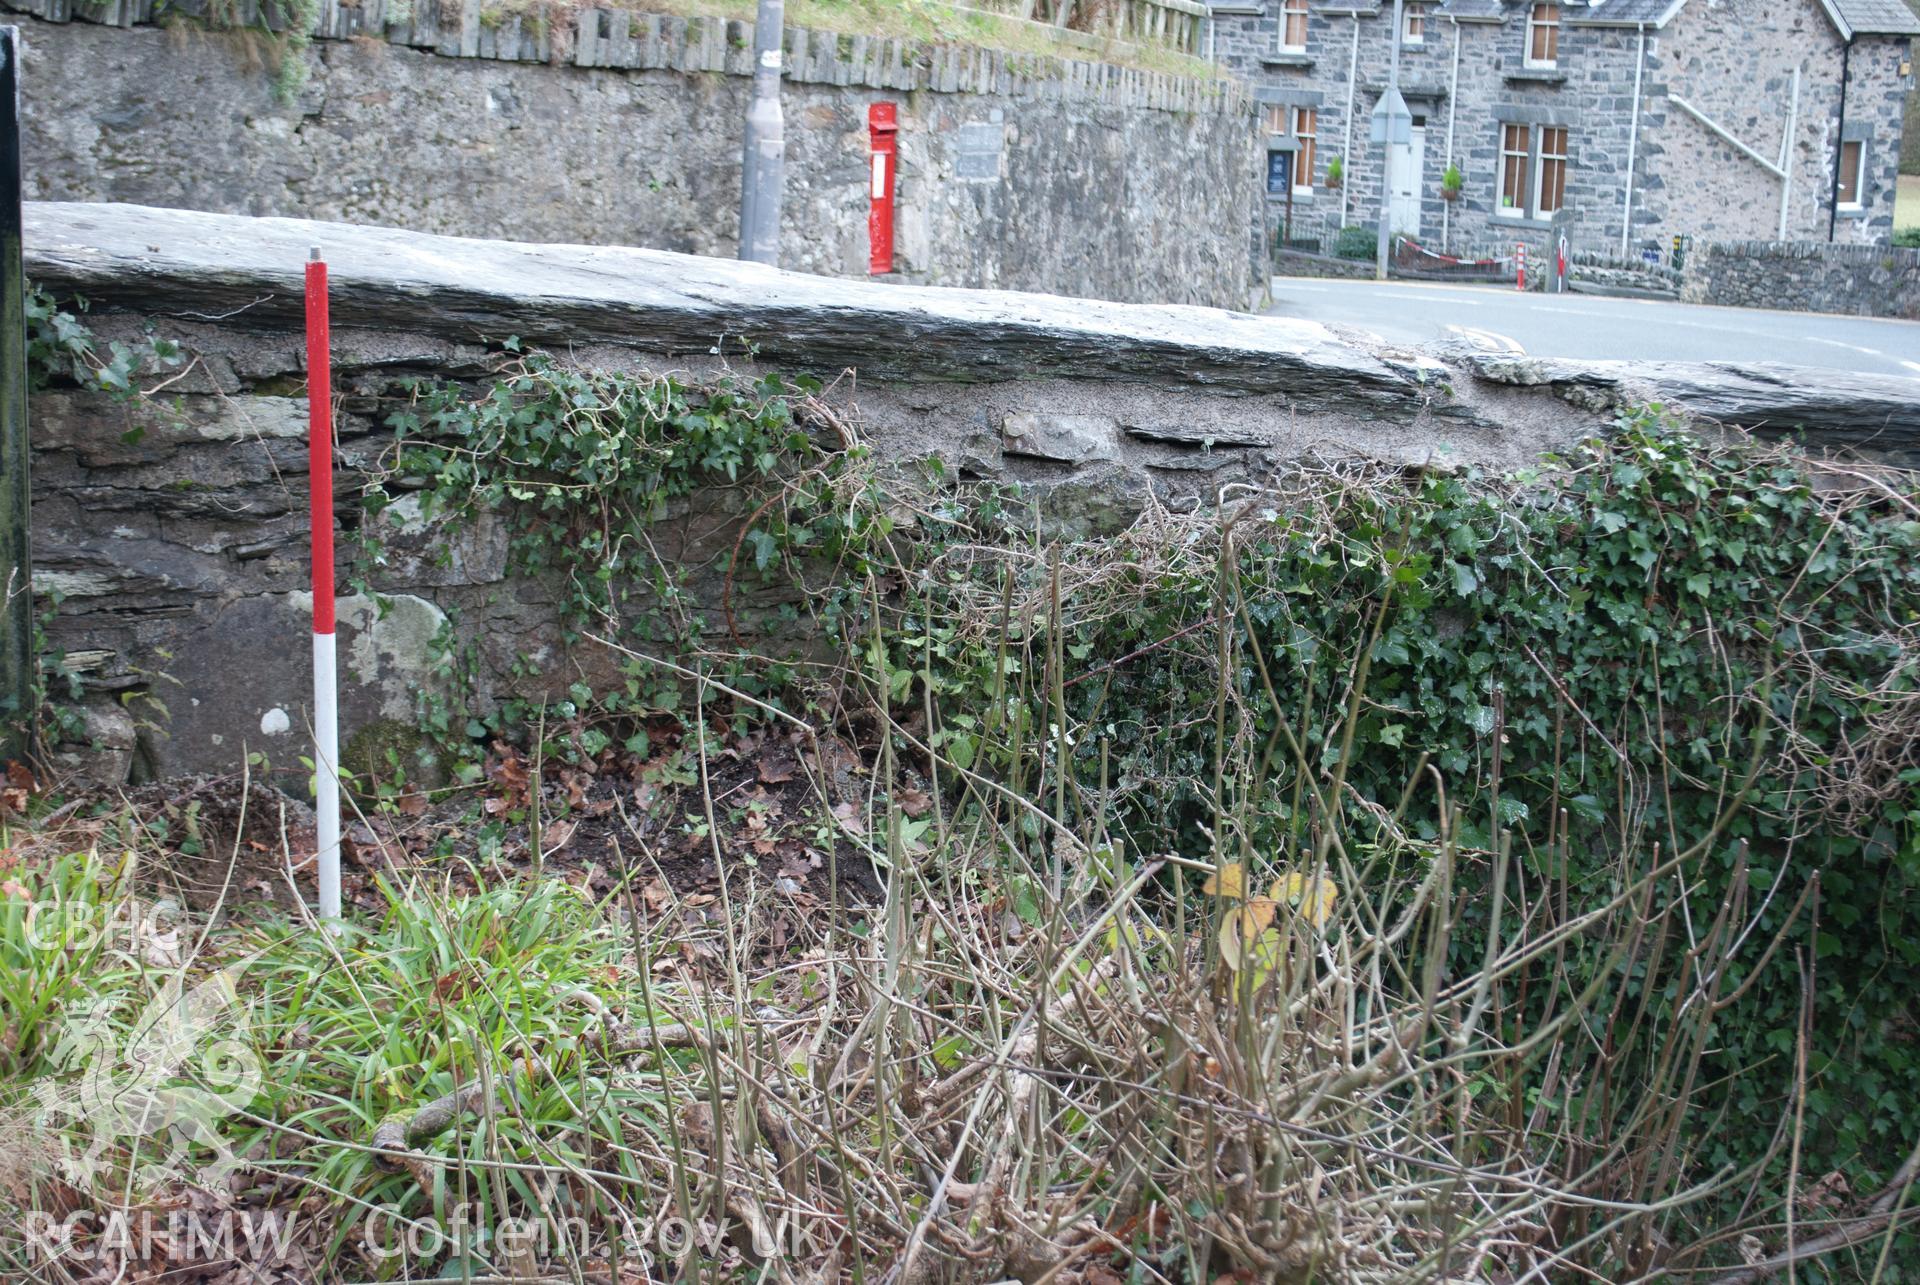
[369,355,1920,1254]
[898,413,1920,1267]
[1332,223,1377,260]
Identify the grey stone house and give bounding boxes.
[1208,0,1918,261]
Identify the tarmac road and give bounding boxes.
[1266,276,1920,382]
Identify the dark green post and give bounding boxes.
[0,27,29,764]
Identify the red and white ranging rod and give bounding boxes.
[304,247,342,921]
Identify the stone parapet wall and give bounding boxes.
[1680,241,1920,319]
[1568,253,1681,299]
[21,203,1920,782]
[1271,248,1376,278]
[8,6,1267,309]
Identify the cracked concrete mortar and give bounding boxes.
[21,202,1920,784]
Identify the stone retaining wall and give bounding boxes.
[1680,241,1920,319]
[8,4,1269,309]
[22,203,1920,783]
[1271,249,1376,279]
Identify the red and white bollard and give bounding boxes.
[304,248,341,921]
[1515,242,1528,292]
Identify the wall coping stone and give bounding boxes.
[22,202,1920,447]
[24,202,1426,410]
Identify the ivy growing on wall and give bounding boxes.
[21,290,184,752]
[918,413,1920,1249]
[359,348,975,773]
[367,356,1920,1238]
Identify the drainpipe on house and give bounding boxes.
[1827,37,1852,242]
[1340,14,1360,229]
[1777,64,1800,240]
[1443,15,1461,255]
[1619,24,1646,259]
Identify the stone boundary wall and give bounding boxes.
[8,4,1269,309]
[1270,249,1375,280]
[1680,242,1920,320]
[1568,254,1681,300]
[22,203,1920,783]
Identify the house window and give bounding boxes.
[1404,2,1426,45]
[1280,0,1309,52]
[1837,139,1865,209]
[1526,3,1560,67]
[1264,104,1287,134]
[1498,124,1531,216]
[1497,123,1571,220]
[1535,126,1568,215]
[1293,107,1318,193]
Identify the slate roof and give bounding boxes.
[1436,0,1505,19]
[1571,0,1687,25]
[1821,0,1920,35]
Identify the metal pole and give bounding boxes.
[738,0,786,266]
[1375,0,1404,281]
[0,27,30,765]
[1620,25,1645,259]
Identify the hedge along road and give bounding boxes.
[1267,277,1920,380]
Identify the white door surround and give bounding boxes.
[1388,120,1427,240]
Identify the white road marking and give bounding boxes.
[1379,289,1483,305]
[1802,335,1884,357]
[1902,360,1920,376]
[1447,324,1525,354]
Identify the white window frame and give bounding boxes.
[1837,139,1866,211]
[1403,2,1426,46]
[1279,0,1309,53]
[1525,3,1560,69]
[1292,107,1318,195]
[1496,123,1571,221]
[1533,126,1568,217]
[1496,123,1532,220]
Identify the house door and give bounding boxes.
[1388,121,1426,239]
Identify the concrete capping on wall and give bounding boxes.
[1679,240,1920,320]
[0,0,1248,115]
